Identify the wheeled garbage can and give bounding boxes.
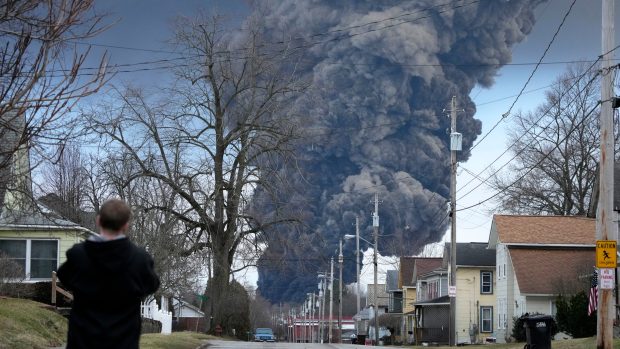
[523,314,554,349]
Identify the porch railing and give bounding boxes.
[51,271,73,305]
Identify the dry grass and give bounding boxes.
[0,297,67,349]
[414,337,620,348]
[140,331,213,349]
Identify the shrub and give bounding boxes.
[555,292,596,338]
[0,253,24,295]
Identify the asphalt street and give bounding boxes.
[203,340,410,348]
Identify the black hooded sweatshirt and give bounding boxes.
[57,237,160,349]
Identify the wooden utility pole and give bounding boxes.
[329,257,334,343]
[449,96,459,346]
[338,239,343,343]
[597,1,615,348]
[355,216,361,317]
[373,192,380,346]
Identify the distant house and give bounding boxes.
[172,298,206,332]
[412,257,447,345]
[488,215,595,343]
[444,242,496,344]
[384,269,403,343]
[399,256,417,344]
[354,283,388,341]
[366,282,389,314]
[386,270,402,314]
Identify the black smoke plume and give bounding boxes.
[249,0,545,303]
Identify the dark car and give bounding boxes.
[254,328,275,342]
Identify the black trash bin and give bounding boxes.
[522,314,554,349]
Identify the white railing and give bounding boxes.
[141,298,172,334]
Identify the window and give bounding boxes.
[0,239,58,280]
[0,240,26,272]
[480,306,493,333]
[481,271,493,294]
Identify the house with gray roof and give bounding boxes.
[0,142,94,283]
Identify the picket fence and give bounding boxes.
[141,297,172,334]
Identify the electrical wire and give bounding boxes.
[457,99,602,212]
[456,59,604,197]
[469,0,577,152]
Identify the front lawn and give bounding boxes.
[140,331,213,349]
[0,297,67,349]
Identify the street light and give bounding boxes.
[344,231,379,346]
[338,239,343,343]
[318,273,327,343]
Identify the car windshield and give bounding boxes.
[256,328,272,334]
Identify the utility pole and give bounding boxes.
[303,302,306,343]
[321,275,326,343]
[449,95,461,347]
[310,292,316,343]
[339,239,344,343]
[373,192,380,346]
[317,277,323,343]
[598,1,615,348]
[329,257,334,343]
[355,216,361,315]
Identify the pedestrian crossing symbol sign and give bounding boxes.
[596,240,617,268]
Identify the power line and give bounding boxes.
[4,0,487,79]
[469,0,577,152]
[457,100,601,212]
[457,59,604,198]
[2,0,479,73]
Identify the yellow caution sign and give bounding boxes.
[596,240,617,268]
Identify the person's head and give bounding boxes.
[97,199,132,235]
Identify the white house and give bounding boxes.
[172,298,206,331]
[488,215,595,342]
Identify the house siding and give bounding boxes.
[0,229,84,277]
[455,268,496,344]
[495,242,513,343]
[525,296,556,315]
[403,286,416,344]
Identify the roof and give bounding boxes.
[510,247,594,295]
[414,295,450,306]
[491,215,595,246]
[444,242,495,267]
[414,258,443,281]
[353,307,372,321]
[0,209,82,228]
[39,193,97,231]
[386,270,399,292]
[399,256,416,287]
[0,202,95,236]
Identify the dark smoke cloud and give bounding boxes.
[250,0,545,303]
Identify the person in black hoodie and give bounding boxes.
[57,199,160,349]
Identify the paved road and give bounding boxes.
[203,340,409,348]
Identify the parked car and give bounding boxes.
[254,328,275,342]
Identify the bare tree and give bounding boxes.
[491,64,602,215]
[41,144,87,206]
[0,0,108,207]
[249,291,273,329]
[85,14,306,329]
